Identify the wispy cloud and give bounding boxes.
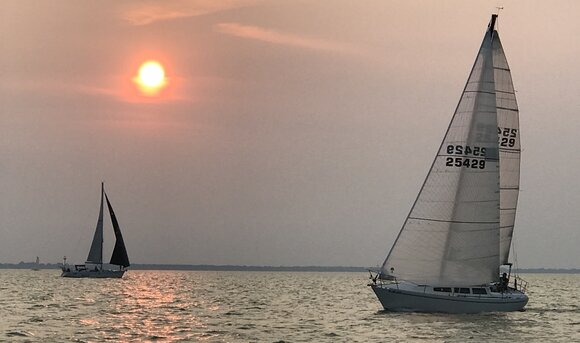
[121,0,259,26]
[215,22,359,55]
[0,76,192,106]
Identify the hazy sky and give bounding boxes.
[1,1,579,268]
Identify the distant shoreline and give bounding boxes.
[1,262,579,273]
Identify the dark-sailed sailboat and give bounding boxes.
[61,183,130,278]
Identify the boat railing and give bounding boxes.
[368,270,399,289]
[513,275,528,293]
[377,277,399,289]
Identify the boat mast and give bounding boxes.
[489,14,497,34]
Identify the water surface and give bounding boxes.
[0,271,578,342]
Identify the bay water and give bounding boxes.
[0,270,578,342]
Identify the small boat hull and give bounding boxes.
[371,283,528,313]
[61,269,125,278]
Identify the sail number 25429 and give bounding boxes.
[498,127,518,148]
[444,144,486,169]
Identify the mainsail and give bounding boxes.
[86,183,104,265]
[493,32,521,265]
[381,15,519,286]
[106,193,130,268]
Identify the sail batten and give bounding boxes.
[464,90,496,95]
[408,217,499,225]
[380,16,520,286]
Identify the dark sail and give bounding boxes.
[105,192,130,268]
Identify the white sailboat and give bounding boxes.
[369,14,528,313]
[32,256,40,271]
[61,183,130,278]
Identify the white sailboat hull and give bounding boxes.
[371,282,528,313]
[61,269,125,278]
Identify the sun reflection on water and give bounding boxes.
[106,272,208,342]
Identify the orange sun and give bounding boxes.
[134,60,167,96]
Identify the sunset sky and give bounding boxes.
[1,0,579,268]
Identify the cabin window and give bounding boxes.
[472,288,487,295]
[454,287,470,294]
[434,287,452,292]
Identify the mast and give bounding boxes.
[489,14,498,34]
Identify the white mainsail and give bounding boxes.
[493,34,521,265]
[380,17,519,286]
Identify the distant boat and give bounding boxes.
[32,256,40,271]
[61,183,130,278]
[369,14,528,313]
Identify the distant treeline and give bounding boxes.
[0,262,365,272]
[1,262,579,273]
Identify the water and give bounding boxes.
[0,271,578,342]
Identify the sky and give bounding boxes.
[1,0,579,269]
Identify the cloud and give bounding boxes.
[215,22,359,55]
[0,76,190,106]
[121,0,259,26]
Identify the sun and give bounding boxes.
[134,60,167,95]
